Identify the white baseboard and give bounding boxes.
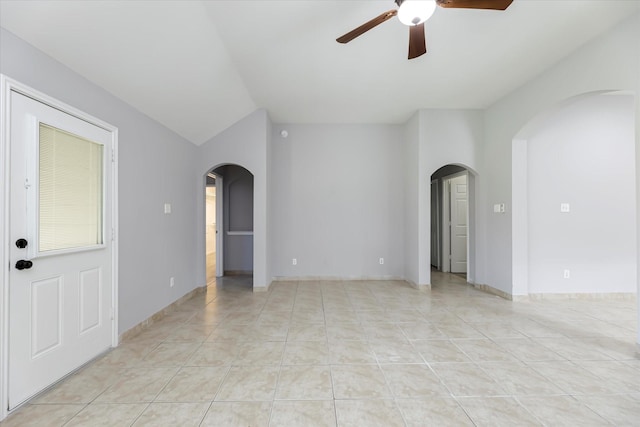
[473,283,514,300]
[406,279,431,291]
[271,275,405,282]
[473,282,637,302]
[526,292,636,301]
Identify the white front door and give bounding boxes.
[449,173,468,274]
[8,91,114,409]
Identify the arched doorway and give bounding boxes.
[205,164,254,285]
[430,164,477,281]
[512,92,636,298]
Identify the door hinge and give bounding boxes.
[110,307,115,320]
[111,149,115,163]
[111,228,115,242]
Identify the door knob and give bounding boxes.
[15,260,33,270]
[16,238,28,249]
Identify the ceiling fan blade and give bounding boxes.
[408,23,426,59]
[336,9,398,44]
[436,0,513,10]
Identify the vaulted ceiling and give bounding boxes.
[1,0,638,145]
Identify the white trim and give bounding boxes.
[272,275,405,282]
[1,75,10,422]
[111,127,119,348]
[0,75,119,420]
[215,174,224,277]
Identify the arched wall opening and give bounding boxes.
[429,163,478,284]
[512,91,636,298]
[203,163,255,287]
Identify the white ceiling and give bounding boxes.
[1,0,638,145]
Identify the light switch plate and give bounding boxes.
[560,203,570,213]
[164,203,172,214]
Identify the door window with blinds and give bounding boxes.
[36,122,104,254]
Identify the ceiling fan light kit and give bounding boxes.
[337,0,513,60]
[396,0,437,26]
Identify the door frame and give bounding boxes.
[430,179,441,270]
[215,174,224,277]
[0,75,119,420]
[205,172,224,278]
[441,171,468,274]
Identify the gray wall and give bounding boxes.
[270,124,405,279]
[1,28,201,334]
[196,109,270,289]
[3,10,639,341]
[526,94,635,294]
[415,109,484,286]
[485,12,640,296]
[403,113,421,286]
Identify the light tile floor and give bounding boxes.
[2,272,639,426]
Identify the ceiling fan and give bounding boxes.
[336,0,513,60]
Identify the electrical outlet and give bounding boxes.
[563,270,570,279]
[379,258,384,265]
[170,277,175,287]
[292,258,297,266]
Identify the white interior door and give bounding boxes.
[449,173,468,273]
[8,91,114,409]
